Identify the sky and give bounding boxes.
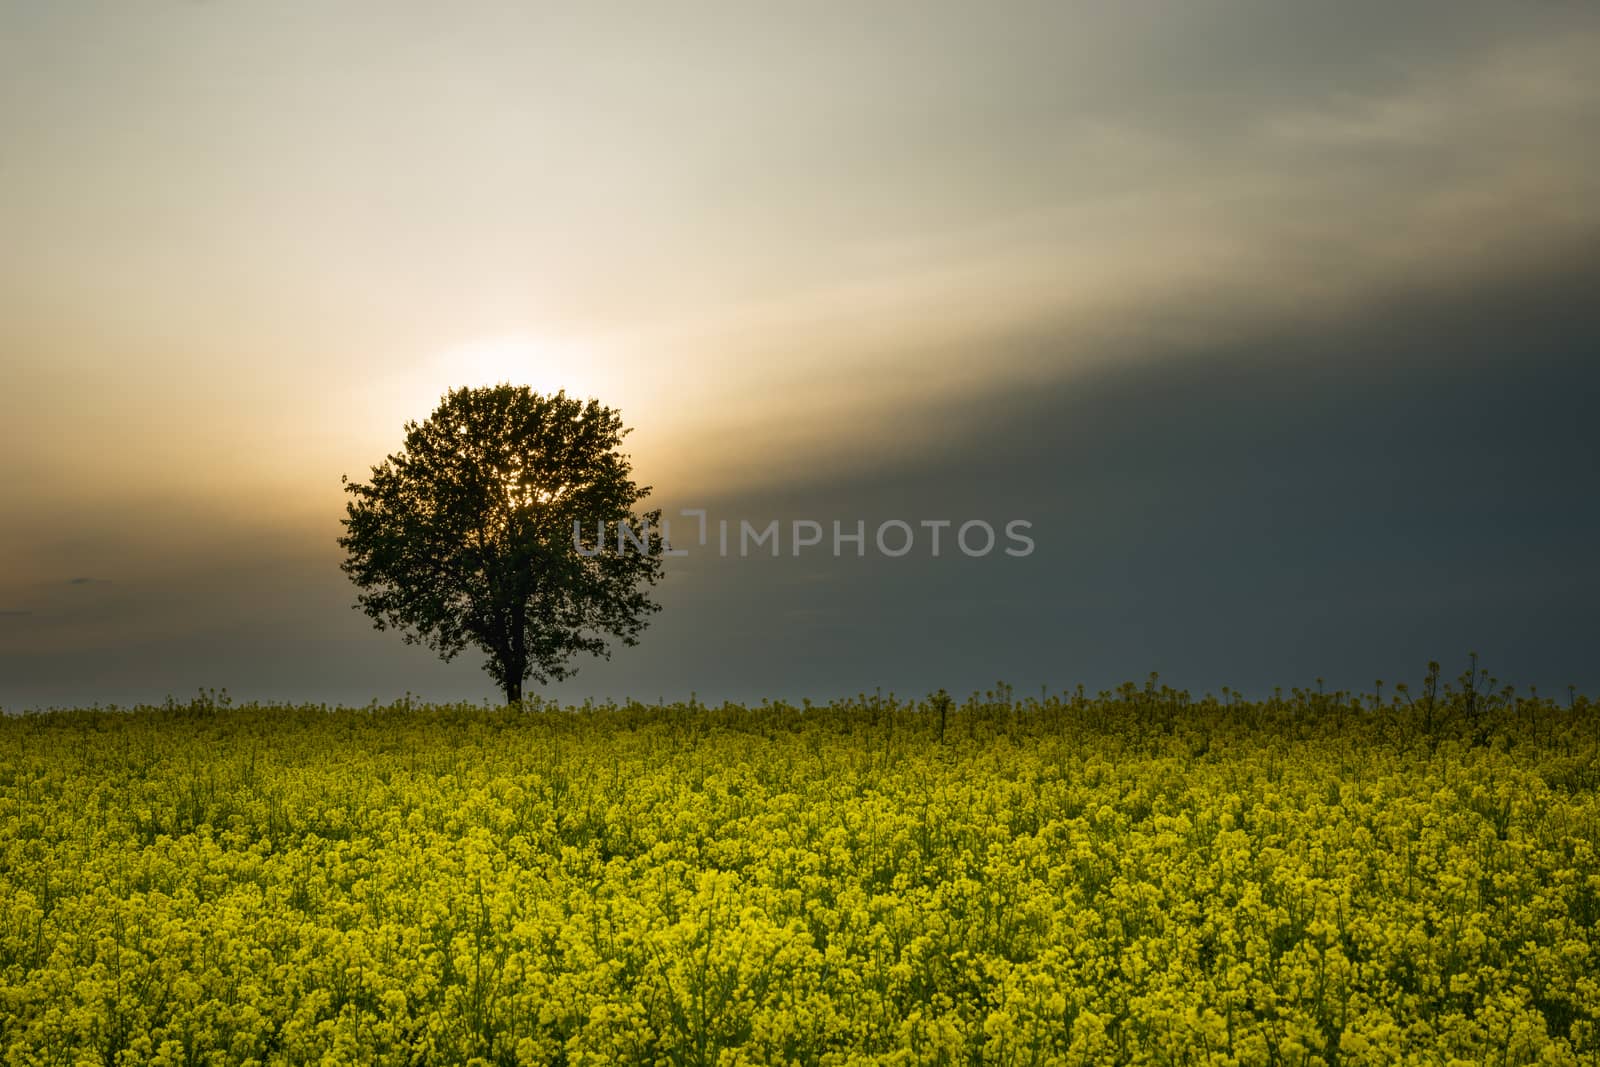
[3,1,1599,708]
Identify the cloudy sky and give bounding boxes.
[3,1,1598,708]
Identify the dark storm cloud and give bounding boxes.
[569,241,1600,704]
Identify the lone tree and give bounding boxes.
[339,385,665,702]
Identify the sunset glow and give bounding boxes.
[2,2,1598,706]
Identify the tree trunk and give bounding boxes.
[504,599,527,706]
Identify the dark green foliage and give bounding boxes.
[339,386,665,702]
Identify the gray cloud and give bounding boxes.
[607,244,1600,703]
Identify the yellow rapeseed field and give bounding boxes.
[2,674,1597,1065]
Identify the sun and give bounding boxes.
[365,332,606,442]
[432,335,584,397]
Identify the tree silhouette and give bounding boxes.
[339,385,665,702]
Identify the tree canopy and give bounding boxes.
[339,385,664,702]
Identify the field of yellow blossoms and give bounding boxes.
[2,671,1597,1065]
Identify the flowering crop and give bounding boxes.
[1,678,1597,1064]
